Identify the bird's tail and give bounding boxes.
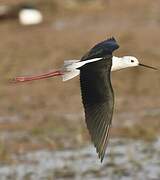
[11,60,81,84]
[62,70,80,81]
[62,60,80,81]
[11,58,103,83]
[62,58,103,81]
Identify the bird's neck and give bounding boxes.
[111,56,127,71]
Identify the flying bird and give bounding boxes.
[13,37,157,162]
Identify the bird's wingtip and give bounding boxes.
[107,36,117,42]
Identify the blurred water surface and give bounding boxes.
[0,138,160,180]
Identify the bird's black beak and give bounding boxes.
[139,63,158,70]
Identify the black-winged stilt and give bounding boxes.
[13,37,157,162]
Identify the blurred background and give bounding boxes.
[0,0,160,179]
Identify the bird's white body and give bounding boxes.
[19,9,43,25]
[62,56,139,81]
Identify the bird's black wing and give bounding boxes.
[81,37,119,61]
[80,57,114,162]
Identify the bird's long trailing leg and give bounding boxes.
[12,70,64,83]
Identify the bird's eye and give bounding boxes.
[131,60,134,63]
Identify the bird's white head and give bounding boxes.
[122,56,139,68]
[112,56,139,71]
[112,56,157,71]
